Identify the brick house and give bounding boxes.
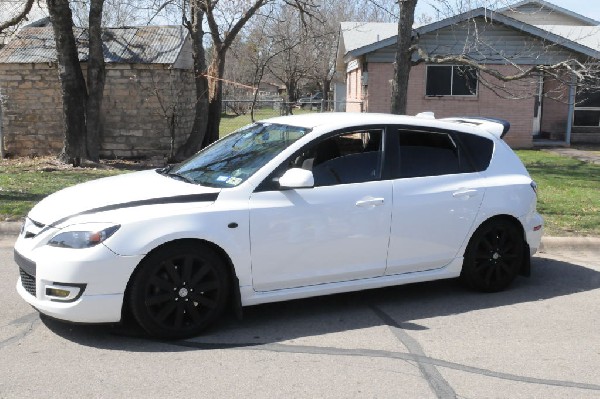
[0,24,195,158]
[336,0,600,148]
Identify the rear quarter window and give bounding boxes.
[456,133,494,172]
[396,130,464,178]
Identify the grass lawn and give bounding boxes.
[1,149,598,237]
[516,150,600,236]
[220,108,316,137]
[0,158,126,221]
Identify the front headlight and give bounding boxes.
[48,225,120,249]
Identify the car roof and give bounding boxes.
[259,112,497,139]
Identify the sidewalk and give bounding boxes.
[543,147,600,164]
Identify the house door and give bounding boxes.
[532,74,543,137]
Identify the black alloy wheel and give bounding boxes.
[461,219,524,292]
[129,242,229,339]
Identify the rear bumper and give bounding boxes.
[523,212,544,255]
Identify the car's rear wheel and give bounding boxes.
[129,242,229,339]
[461,219,524,292]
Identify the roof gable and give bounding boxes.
[340,8,600,61]
[0,25,189,65]
[499,1,599,26]
[416,8,600,59]
[339,22,397,55]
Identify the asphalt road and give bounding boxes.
[1,235,599,398]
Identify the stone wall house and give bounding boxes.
[0,24,195,158]
[336,0,600,148]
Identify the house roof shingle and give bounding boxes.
[0,25,188,64]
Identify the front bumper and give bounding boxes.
[14,238,144,323]
[16,281,125,323]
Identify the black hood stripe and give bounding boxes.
[47,193,219,228]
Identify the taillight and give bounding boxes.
[530,180,538,195]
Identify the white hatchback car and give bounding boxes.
[15,113,543,338]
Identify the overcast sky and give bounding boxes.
[416,0,600,23]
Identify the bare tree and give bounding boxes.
[85,0,105,161]
[47,0,106,165]
[391,0,418,114]
[173,0,209,160]
[264,6,312,104]
[47,0,88,165]
[175,0,318,158]
[264,0,396,107]
[201,0,274,146]
[70,0,180,27]
[0,0,36,34]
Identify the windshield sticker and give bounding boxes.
[216,176,229,182]
[225,177,242,186]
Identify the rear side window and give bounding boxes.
[456,133,494,172]
[395,130,464,178]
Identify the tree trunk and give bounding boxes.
[86,0,105,162]
[391,0,418,115]
[47,0,88,166]
[322,78,331,110]
[174,3,209,161]
[204,49,226,147]
[286,80,297,103]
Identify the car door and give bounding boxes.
[249,128,393,291]
[385,128,486,275]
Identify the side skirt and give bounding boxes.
[239,258,463,307]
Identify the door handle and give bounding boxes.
[452,188,478,199]
[355,198,385,207]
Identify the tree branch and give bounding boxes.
[0,0,35,34]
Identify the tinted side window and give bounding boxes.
[295,129,383,186]
[456,133,494,172]
[255,128,385,191]
[396,130,461,178]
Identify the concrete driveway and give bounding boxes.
[1,235,599,398]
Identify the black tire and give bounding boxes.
[129,242,229,339]
[461,219,524,292]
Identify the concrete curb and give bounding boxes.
[1,221,598,251]
[538,236,600,252]
[0,221,21,236]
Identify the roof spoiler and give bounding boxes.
[441,116,511,139]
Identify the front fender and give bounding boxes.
[104,207,252,287]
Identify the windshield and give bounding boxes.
[169,123,309,187]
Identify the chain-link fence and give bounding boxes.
[219,99,364,137]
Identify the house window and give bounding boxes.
[574,90,600,126]
[426,65,477,96]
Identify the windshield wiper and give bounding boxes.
[165,171,195,184]
[157,164,174,174]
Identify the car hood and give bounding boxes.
[28,170,221,227]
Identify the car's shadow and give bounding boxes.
[40,254,600,352]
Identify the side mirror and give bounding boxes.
[278,168,314,189]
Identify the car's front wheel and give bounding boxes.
[129,242,230,339]
[461,219,524,292]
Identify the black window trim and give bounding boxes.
[253,123,493,191]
